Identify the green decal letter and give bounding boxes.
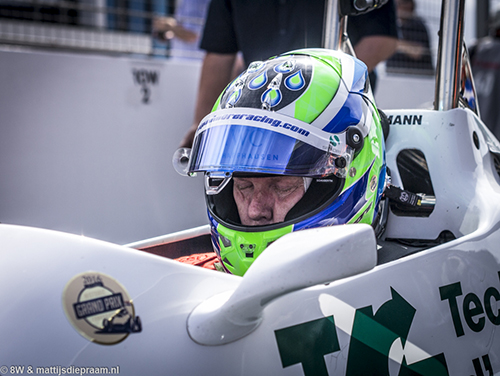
[346,288,416,375]
[463,292,485,332]
[439,282,464,337]
[275,316,340,376]
[399,352,449,376]
[484,287,500,325]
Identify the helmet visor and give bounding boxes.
[187,108,354,178]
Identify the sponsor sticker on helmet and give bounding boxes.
[62,272,142,345]
[370,175,378,192]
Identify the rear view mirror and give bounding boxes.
[188,224,377,345]
[339,0,389,16]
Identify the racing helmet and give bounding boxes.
[174,48,386,276]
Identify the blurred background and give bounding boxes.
[0,0,496,244]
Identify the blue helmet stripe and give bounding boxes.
[351,59,369,93]
[294,169,371,231]
[322,92,365,133]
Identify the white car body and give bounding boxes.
[2,109,500,376]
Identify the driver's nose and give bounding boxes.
[247,188,274,225]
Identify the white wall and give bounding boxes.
[375,70,435,110]
[0,48,207,244]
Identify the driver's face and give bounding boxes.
[233,176,305,226]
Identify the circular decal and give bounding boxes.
[62,272,142,345]
[400,191,409,202]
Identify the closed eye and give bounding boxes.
[274,184,300,195]
[235,182,253,191]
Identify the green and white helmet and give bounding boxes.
[175,48,386,276]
